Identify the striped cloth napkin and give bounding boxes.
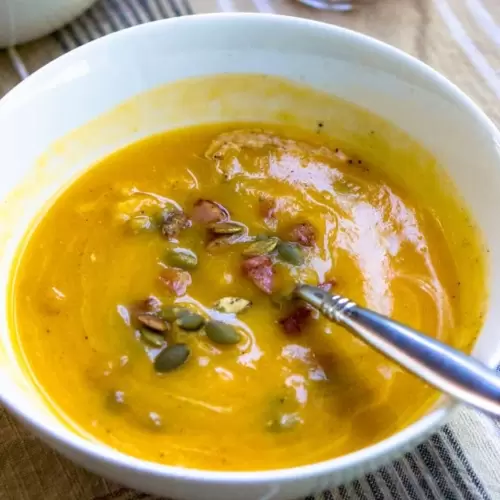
[2,1,500,499]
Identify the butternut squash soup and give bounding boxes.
[10,124,485,471]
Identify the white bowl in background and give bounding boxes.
[0,13,499,500]
[0,0,95,47]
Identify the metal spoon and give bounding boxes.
[294,284,500,417]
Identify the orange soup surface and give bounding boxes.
[10,124,485,471]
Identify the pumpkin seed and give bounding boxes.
[205,321,241,345]
[161,306,190,322]
[277,242,304,265]
[206,234,240,253]
[177,312,205,331]
[153,208,169,226]
[154,343,190,372]
[214,297,251,314]
[166,248,198,270]
[128,215,154,233]
[137,314,169,332]
[242,237,279,257]
[255,233,269,241]
[140,329,165,347]
[209,221,244,235]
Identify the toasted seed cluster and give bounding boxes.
[120,197,335,374]
[127,294,247,373]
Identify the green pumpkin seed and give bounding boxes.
[160,306,190,322]
[153,208,169,226]
[205,321,241,345]
[153,205,176,225]
[137,314,169,332]
[206,234,240,253]
[277,242,304,265]
[177,312,205,331]
[242,237,279,257]
[140,329,166,347]
[154,343,190,372]
[209,221,244,235]
[128,215,154,233]
[165,248,198,270]
[214,297,252,314]
[255,233,270,241]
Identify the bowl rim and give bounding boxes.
[0,11,498,485]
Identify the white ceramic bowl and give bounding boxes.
[0,0,95,47]
[1,13,500,500]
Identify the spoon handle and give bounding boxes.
[295,285,500,417]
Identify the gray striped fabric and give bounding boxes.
[19,1,495,499]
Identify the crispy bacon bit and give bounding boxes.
[161,210,191,239]
[318,279,337,292]
[158,268,192,296]
[192,199,228,224]
[144,296,162,312]
[279,306,312,334]
[128,295,162,321]
[259,197,276,219]
[288,222,316,247]
[241,255,274,294]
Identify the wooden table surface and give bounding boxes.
[1,1,500,500]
